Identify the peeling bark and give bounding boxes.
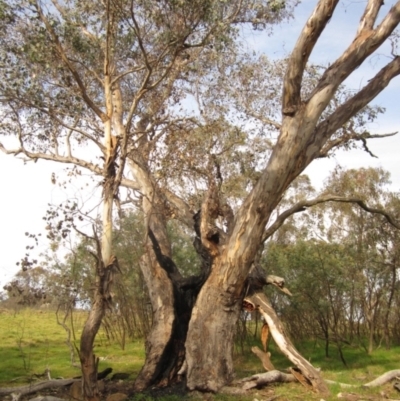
[245,291,329,395]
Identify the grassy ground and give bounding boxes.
[0,308,144,384]
[0,308,399,400]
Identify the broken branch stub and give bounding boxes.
[244,291,329,395]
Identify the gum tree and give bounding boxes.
[0,0,292,398]
[1,0,400,397]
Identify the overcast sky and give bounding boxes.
[1,0,399,288]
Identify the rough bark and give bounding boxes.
[80,255,117,401]
[130,156,208,390]
[132,168,178,390]
[185,266,242,392]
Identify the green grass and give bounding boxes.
[0,308,144,385]
[232,329,400,401]
[1,309,399,401]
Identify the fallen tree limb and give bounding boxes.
[363,370,400,387]
[241,369,400,393]
[324,370,400,390]
[251,346,275,371]
[240,370,297,390]
[0,367,113,400]
[0,378,79,397]
[337,392,400,401]
[244,291,329,394]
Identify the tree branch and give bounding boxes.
[357,0,385,34]
[316,56,400,143]
[263,194,400,242]
[307,1,400,116]
[283,0,339,115]
[318,131,398,158]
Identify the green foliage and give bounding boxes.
[262,167,400,360]
[167,221,201,276]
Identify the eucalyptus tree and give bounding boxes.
[0,0,293,398]
[1,0,400,398]
[321,167,400,353]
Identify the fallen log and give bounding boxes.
[337,392,400,401]
[324,370,400,390]
[240,370,297,390]
[0,378,79,400]
[240,369,400,394]
[363,370,400,387]
[0,367,113,400]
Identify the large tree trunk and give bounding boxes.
[129,0,400,395]
[185,265,242,392]
[131,158,206,390]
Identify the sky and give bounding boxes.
[0,0,399,288]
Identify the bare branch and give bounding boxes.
[283,0,339,115]
[318,131,398,158]
[316,56,400,144]
[242,109,282,130]
[308,2,400,114]
[358,0,385,34]
[263,194,400,241]
[130,2,151,72]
